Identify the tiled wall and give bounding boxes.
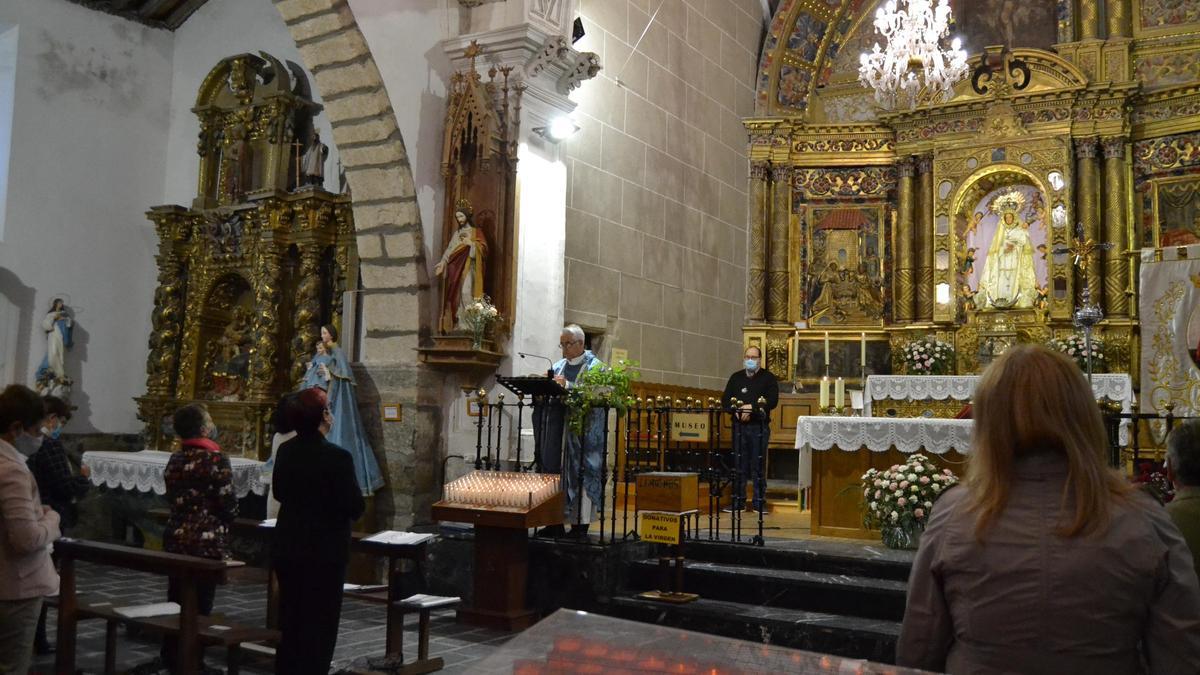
[563,0,761,390]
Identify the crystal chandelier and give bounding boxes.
[858,0,968,110]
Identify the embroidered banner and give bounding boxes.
[1139,246,1200,415]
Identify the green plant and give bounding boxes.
[861,454,959,549]
[566,359,640,436]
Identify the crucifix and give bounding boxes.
[1052,224,1113,383]
[291,138,304,190]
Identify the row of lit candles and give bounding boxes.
[443,471,560,508]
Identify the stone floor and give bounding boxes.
[31,562,513,675]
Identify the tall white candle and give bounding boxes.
[819,376,830,408]
[861,332,867,367]
[824,332,830,366]
[835,377,845,409]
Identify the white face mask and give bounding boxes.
[566,353,586,366]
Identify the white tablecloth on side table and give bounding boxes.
[83,450,267,498]
[793,416,974,488]
[863,374,1134,417]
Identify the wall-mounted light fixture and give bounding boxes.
[533,116,580,143]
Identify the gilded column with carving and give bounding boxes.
[291,245,322,387]
[1076,137,1102,304]
[1079,0,1100,39]
[915,154,934,321]
[1106,0,1130,37]
[1101,137,1129,316]
[250,233,284,399]
[895,159,916,322]
[145,210,189,397]
[767,164,791,323]
[747,162,770,322]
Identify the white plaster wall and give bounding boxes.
[0,0,172,433]
[164,0,342,206]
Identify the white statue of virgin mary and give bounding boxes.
[977,191,1039,310]
[35,297,73,394]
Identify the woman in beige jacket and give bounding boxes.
[0,385,60,675]
[898,345,1200,674]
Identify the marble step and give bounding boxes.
[678,539,914,581]
[606,595,901,664]
[627,559,909,622]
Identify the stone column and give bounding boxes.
[1075,137,1102,304]
[895,159,916,322]
[767,165,792,324]
[747,162,770,323]
[1106,0,1131,38]
[1101,137,1129,317]
[915,154,935,322]
[1080,0,1100,39]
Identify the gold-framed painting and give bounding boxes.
[803,204,886,326]
[1147,175,1200,249]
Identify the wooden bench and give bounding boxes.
[53,538,278,675]
[149,510,439,668]
[365,595,460,674]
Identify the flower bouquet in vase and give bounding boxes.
[1048,334,1105,372]
[902,336,955,375]
[861,454,959,549]
[458,295,500,350]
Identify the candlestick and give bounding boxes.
[819,376,830,409]
[824,332,830,367]
[835,377,845,409]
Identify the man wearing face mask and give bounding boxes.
[0,384,59,675]
[26,395,89,654]
[722,346,779,513]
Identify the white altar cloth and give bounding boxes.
[794,416,973,488]
[863,373,1134,418]
[83,450,267,498]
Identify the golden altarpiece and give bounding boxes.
[744,45,1142,404]
[137,53,357,458]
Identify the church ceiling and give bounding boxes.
[755,0,1080,118]
[65,0,211,31]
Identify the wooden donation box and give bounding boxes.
[431,471,563,631]
[635,472,699,512]
[635,472,700,604]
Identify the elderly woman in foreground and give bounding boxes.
[897,344,1200,674]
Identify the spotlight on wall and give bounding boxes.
[533,117,580,142]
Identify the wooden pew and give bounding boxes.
[53,538,275,675]
[150,510,436,666]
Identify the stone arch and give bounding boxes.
[272,0,425,358]
[272,0,438,528]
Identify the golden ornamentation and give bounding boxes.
[768,165,792,323]
[896,161,916,322]
[748,162,770,321]
[139,54,356,459]
[1076,137,1103,305]
[1102,137,1129,317]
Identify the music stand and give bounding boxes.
[496,376,567,474]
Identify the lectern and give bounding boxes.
[431,471,564,630]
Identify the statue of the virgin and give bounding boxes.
[299,324,385,496]
[35,298,73,394]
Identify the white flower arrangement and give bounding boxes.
[1048,334,1104,372]
[458,295,500,348]
[902,336,955,375]
[861,454,959,548]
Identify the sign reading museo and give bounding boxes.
[669,412,710,442]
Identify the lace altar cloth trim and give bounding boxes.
[83,450,267,498]
[863,374,1134,417]
[794,416,974,455]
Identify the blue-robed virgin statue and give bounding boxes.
[301,324,385,495]
[35,298,73,394]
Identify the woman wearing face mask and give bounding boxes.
[159,403,237,673]
[0,384,59,675]
[26,395,89,654]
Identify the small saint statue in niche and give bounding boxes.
[301,131,328,187]
[223,123,251,202]
[434,200,489,334]
[35,298,73,395]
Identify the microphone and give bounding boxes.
[518,352,555,377]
